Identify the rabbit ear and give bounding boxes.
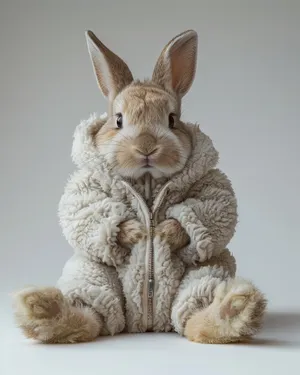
[85,30,134,100]
[152,30,198,98]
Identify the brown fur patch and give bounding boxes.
[117,219,146,248]
[24,288,64,319]
[184,279,267,344]
[155,219,190,251]
[13,287,102,344]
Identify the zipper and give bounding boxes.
[120,180,152,331]
[145,174,154,331]
[147,211,155,330]
[121,179,172,331]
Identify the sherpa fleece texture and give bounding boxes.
[57,113,238,335]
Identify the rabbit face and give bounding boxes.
[95,83,191,178]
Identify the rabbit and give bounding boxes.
[13,30,267,344]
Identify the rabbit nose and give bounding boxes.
[134,147,158,157]
[134,133,158,157]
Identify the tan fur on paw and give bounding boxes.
[220,295,248,319]
[13,287,102,343]
[216,278,267,336]
[184,278,267,344]
[156,219,190,251]
[117,219,146,248]
[13,287,64,320]
[185,311,247,344]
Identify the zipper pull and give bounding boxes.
[148,279,154,298]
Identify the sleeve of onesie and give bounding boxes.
[58,173,132,267]
[166,169,238,264]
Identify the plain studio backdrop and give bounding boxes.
[0,1,299,374]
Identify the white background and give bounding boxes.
[1,1,299,374]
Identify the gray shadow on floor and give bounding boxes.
[263,311,300,332]
[246,311,300,348]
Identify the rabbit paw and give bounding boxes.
[117,219,146,248]
[185,278,267,344]
[156,219,190,251]
[13,287,101,343]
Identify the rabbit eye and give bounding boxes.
[168,113,176,129]
[116,113,123,129]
